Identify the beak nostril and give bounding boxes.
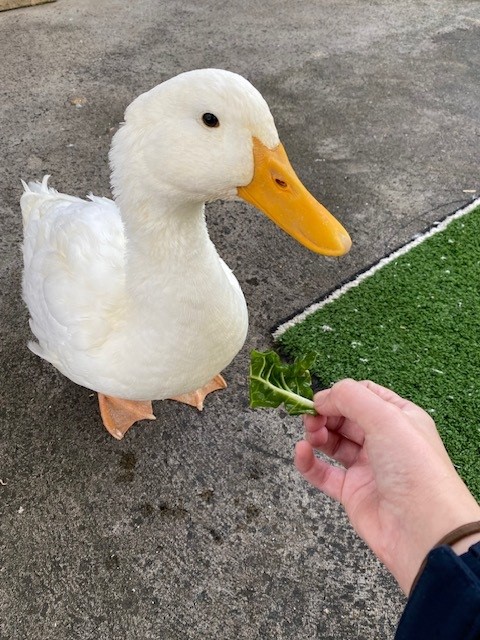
[275,178,288,189]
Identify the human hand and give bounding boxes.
[295,379,480,594]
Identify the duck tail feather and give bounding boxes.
[20,175,62,225]
[21,175,57,195]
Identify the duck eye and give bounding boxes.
[202,113,220,128]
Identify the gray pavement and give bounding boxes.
[1,1,479,638]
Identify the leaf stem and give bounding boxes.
[249,373,316,412]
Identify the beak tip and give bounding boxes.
[317,231,351,256]
[340,233,352,255]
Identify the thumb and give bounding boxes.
[314,379,403,436]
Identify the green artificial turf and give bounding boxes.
[275,202,480,499]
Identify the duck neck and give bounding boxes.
[118,192,216,302]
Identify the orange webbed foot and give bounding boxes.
[98,394,156,440]
[169,374,227,410]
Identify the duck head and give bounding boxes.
[110,68,351,256]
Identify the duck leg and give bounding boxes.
[169,374,227,411]
[98,394,156,440]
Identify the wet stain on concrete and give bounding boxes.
[116,451,136,483]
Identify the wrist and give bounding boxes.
[409,519,480,596]
[450,531,480,556]
[411,487,480,573]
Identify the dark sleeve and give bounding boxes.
[395,542,480,639]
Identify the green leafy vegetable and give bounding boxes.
[249,350,317,415]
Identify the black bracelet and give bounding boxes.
[409,520,480,597]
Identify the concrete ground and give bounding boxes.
[1,1,479,638]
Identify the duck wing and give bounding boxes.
[21,177,126,369]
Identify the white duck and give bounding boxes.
[21,69,351,440]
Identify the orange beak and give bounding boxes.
[237,138,351,256]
